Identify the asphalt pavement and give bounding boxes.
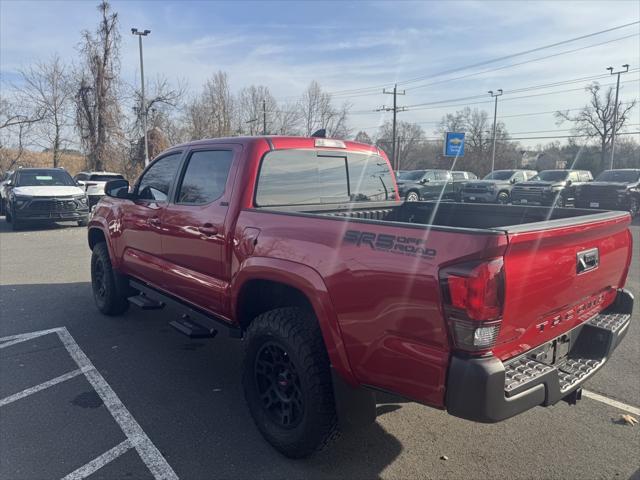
[0,216,639,480]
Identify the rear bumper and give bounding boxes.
[446,288,633,423]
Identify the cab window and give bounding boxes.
[137,152,182,202]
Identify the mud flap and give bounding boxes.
[331,367,376,431]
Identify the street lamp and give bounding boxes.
[131,28,151,166]
[607,64,630,169]
[488,89,503,173]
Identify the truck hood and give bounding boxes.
[465,180,508,188]
[13,186,85,197]
[581,181,630,188]
[514,181,562,188]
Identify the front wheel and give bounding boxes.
[405,191,420,202]
[91,242,131,315]
[243,307,339,458]
[497,191,510,204]
[629,197,639,218]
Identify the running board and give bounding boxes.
[128,294,164,310]
[129,279,242,339]
[170,317,217,338]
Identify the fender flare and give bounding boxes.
[87,219,120,269]
[232,257,357,385]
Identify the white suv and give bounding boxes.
[74,171,125,207]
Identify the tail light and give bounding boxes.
[439,257,504,353]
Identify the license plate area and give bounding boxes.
[528,334,572,366]
[590,202,599,208]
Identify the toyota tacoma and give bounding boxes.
[87,136,634,458]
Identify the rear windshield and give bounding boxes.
[89,174,124,182]
[595,170,640,183]
[531,171,569,182]
[484,170,514,180]
[398,170,425,181]
[16,169,75,187]
[255,150,395,206]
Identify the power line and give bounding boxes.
[325,21,640,97]
[275,22,640,103]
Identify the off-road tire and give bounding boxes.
[91,242,131,315]
[497,191,510,204]
[405,191,420,202]
[243,307,340,458]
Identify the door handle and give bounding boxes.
[198,224,218,236]
[148,217,161,227]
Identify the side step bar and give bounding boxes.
[128,294,164,310]
[129,280,242,339]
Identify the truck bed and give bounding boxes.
[275,200,627,233]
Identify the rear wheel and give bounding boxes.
[405,191,420,202]
[91,242,131,315]
[243,307,339,458]
[497,191,510,204]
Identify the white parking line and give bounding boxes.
[0,327,178,480]
[57,328,179,480]
[582,389,640,416]
[0,368,84,407]
[61,439,134,480]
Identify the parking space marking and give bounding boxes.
[61,439,134,480]
[0,327,178,480]
[0,368,84,407]
[0,328,62,349]
[583,389,640,416]
[57,328,179,480]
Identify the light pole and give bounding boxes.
[607,64,630,169]
[488,89,503,173]
[131,28,151,166]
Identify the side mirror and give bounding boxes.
[105,179,132,199]
[420,178,429,184]
[566,179,572,186]
[510,178,517,184]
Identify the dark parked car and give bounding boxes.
[3,167,89,230]
[511,169,593,207]
[396,169,475,202]
[575,169,640,217]
[462,169,538,204]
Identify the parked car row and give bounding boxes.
[0,167,126,230]
[396,167,639,217]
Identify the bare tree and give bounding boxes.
[0,97,41,171]
[555,82,637,171]
[376,121,426,169]
[298,81,350,138]
[15,55,73,167]
[74,1,122,171]
[353,131,373,144]
[237,85,276,135]
[183,71,234,140]
[271,101,300,136]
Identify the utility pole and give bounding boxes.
[131,28,151,166]
[376,84,406,171]
[488,89,503,173]
[262,99,267,135]
[607,64,630,169]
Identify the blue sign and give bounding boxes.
[444,132,465,157]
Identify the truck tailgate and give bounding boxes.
[493,212,632,360]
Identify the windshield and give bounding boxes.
[595,170,640,183]
[483,171,514,180]
[398,170,425,181]
[530,171,569,182]
[89,174,124,182]
[15,169,75,187]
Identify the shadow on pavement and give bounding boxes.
[0,282,404,479]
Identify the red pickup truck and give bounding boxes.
[88,136,634,458]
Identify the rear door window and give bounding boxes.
[176,150,233,204]
[579,171,592,182]
[347,153,395,202]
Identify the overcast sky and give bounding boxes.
[1,0,639,147]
